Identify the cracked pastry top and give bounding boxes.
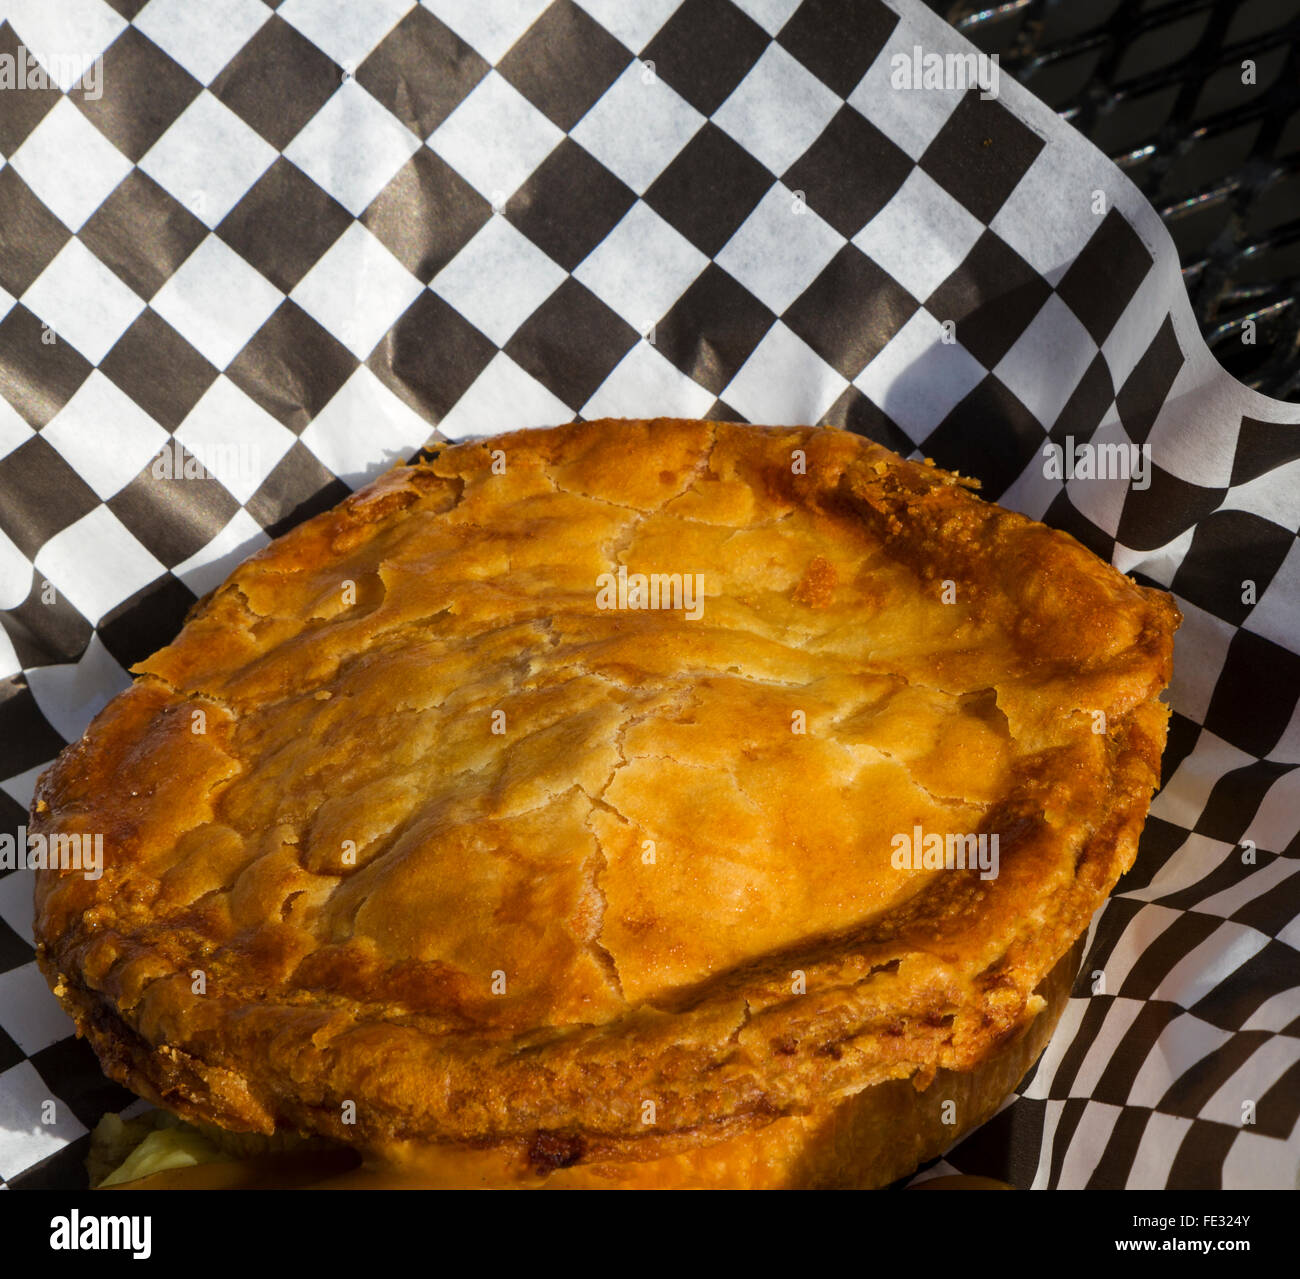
[33,418,1179,1169]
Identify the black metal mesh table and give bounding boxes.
[925,0,1300,400]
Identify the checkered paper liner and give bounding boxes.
[0,0,1297,1191]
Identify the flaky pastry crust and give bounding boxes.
[33,419,1179,1174]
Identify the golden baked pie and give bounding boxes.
[32,418,1179,1188]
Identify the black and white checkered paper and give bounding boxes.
[0,0,1297,1190]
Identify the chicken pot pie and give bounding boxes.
[32,418,1179,1189]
